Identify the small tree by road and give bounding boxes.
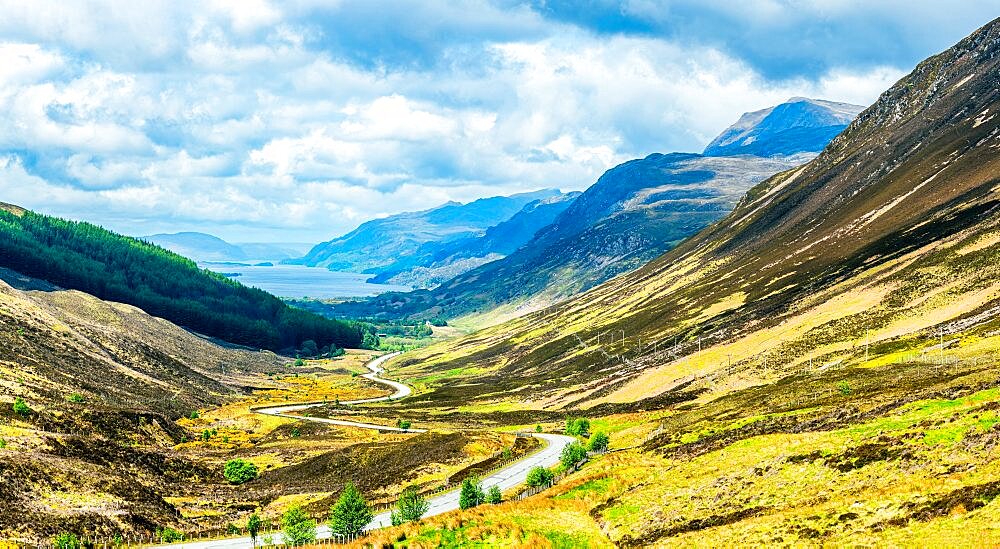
[486,485,503,504]
[330,482,373,536]
[391,486,429,525]
[247,513,263,548]
[526,466,554,487]
[560,442,588,469]
[282,506,317,546]
[459,476,485,510]
[564,417,590,437]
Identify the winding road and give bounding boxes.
[163,353,575,548]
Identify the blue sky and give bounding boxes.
[0,1,996,242]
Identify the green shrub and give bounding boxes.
[588,432,610,452]
[53,533,81,549]
[156,527,184,542]
[294,358,306,367]
[459,476,485,510]
[12,397,30,417]
[329,482,373,536]
[564,417,590,437]
[486,485,502,504]
[247,513,263,546]
[535,424,543,433]
[838,381,852,395]
[526,466,554,487]
[224,459,259,484]
[189,410,200,419]
[202,429,211,442]
[560,442,588,469]
[291,427,301,438]
[0,438,6,449]
[396,419,412,430]
[282,505,317,545]
[67,393,85,404]
[390,485,429,526]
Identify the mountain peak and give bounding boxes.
[704,97,865,157]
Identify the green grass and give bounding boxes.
[554,478,612,500]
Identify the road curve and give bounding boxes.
[161,353,575,548]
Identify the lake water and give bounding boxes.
[201,264,411,299]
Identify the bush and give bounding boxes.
[390,485,429,526]
[156,528,184,542]
[282,506,317,545]
[53,533,81,549]
[329,482,373,536]
[202,429,211,442]
[224,459,259,485]
[459,476,485,510]
[535,424,543,433]
[291,427,301,438]
[12,397,30,417]
[564,417,590,437]
[294,358,306,367]
[560,442,588,469]
[396,419,412,430]
[189,410,200,419]
[486,485,502,504]
[67,393,85,403]
[588,432,610,452]
[526,466,554,487]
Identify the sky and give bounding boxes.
[0,1,997,243]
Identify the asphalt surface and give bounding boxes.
[161,353,574,548]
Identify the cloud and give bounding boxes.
[0,1,994,242]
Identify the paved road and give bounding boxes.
[161,353,575,548]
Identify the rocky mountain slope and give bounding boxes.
[290,189,562,273]
[333,98,860,325]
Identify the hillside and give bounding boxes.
[0,267,286,534]
[290,189,561,272]
[393,17,1000,411]
[367,191,581,288]
[0,206,362,352]
[333,98,859,325]
[143,233,310,263]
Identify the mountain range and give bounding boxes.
[143,232,310,263]
[289,189,565,274]
[332,97,863,324]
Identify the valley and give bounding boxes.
[2,5,999,548]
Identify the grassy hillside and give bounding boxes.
[0,205,361,352]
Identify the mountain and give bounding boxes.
[144,232,310,262]
[0,204,362,351]
[332,97,860,324]
[290,189,562,273]
[366,191,581,288]
[704,97,863,156]
[396,17,1000,409]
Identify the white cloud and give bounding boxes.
[0,1,931,243]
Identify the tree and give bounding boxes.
[459,476,485,510]
[12,397,29,417]
[526,466,554,487]
[564,417,590,437]
[53,533,81,549]
[486,485,502,504]
[535,424,543,433]
[282,506,317,546]
[560,442,588,469]
[300,339,318,357]
[391,486,429,526]
[224,459,259,484]
[588,432,610,452]
[156,528,184,542]
[294,358,305,367]
[329,482,373,537]
[247,513,263,548]
[396,419,412,431]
